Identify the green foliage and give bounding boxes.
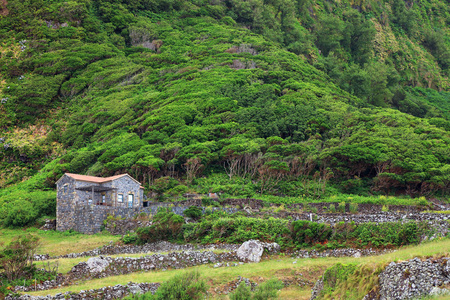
[183,206,203,220]
[0,0,450,223]
[4,204,38,228]
[124,271,207,300]
[136,207,184,243]
[291,221,332,247]
[122,233,138,244]
[319,263,358,298]
[183,216,291,246]
[229,282,252,300]
[229,278,284,300]
[0,234,40,282]
[251,278,284,300]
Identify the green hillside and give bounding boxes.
[0,0,449,225]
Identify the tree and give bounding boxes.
[0,235,40,281]
[315,15,345,56]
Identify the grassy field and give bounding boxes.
[25,238,450,299]
[0,228,120,256]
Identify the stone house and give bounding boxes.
[55,173,144,232]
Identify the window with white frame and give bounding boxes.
[118,194,123,203]
[128,194,134,208]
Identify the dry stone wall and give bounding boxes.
[65,251,239,282]
[7,282,160,300]
[56,197,450,235]
[34,241,240,261]
[311,257,450,300]
[373,257,450,300]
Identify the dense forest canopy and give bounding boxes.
[0,0,449,225]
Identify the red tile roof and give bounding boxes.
[65,173,140,185]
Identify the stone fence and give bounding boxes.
[57,198,448,234]
[7,282,160,300]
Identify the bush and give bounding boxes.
[252,278,284,300]
[32,193,56,217]
[122,233,138,244]
[291,221,332,246]
[0,234,40,281]
[229,279,284,300]
[124,271,207,300]
[183,206,203,220]
[136,207,184,243]
[155,271,207,300]
[229,282,252,300]
[4,202,38,227]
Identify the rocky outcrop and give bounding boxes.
[6,282,160,300]
[236,240,280,263]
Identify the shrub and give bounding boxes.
[229,282,252,300]
[230,279,283,300]
[136,207,184,243]
[291,221,332,246]
[252,278,284,300]
[0,234,40,281]
[349,203,358,214]
[122,233,138,244]
[153,271,207,300]
[4,202,38,227]
[32,192,56,217]
[329,205,336,213]
[183,206,203,220]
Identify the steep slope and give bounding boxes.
[0,0,449,226]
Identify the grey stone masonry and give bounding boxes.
[56,173,144,232]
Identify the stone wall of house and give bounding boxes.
[56,175,76,232]
[59,202,238,234]
[109,176,142,208]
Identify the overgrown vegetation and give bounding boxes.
[314,263,383,299]
[229,278,284,300]
[124,271,207,300]
[130,209,435,249]
[0,0,449,226]
[0,234,58,298]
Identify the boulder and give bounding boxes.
[128,284,143,295]
[353,251,362,258]
[87,256,110,273]
[236,240,264,263]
